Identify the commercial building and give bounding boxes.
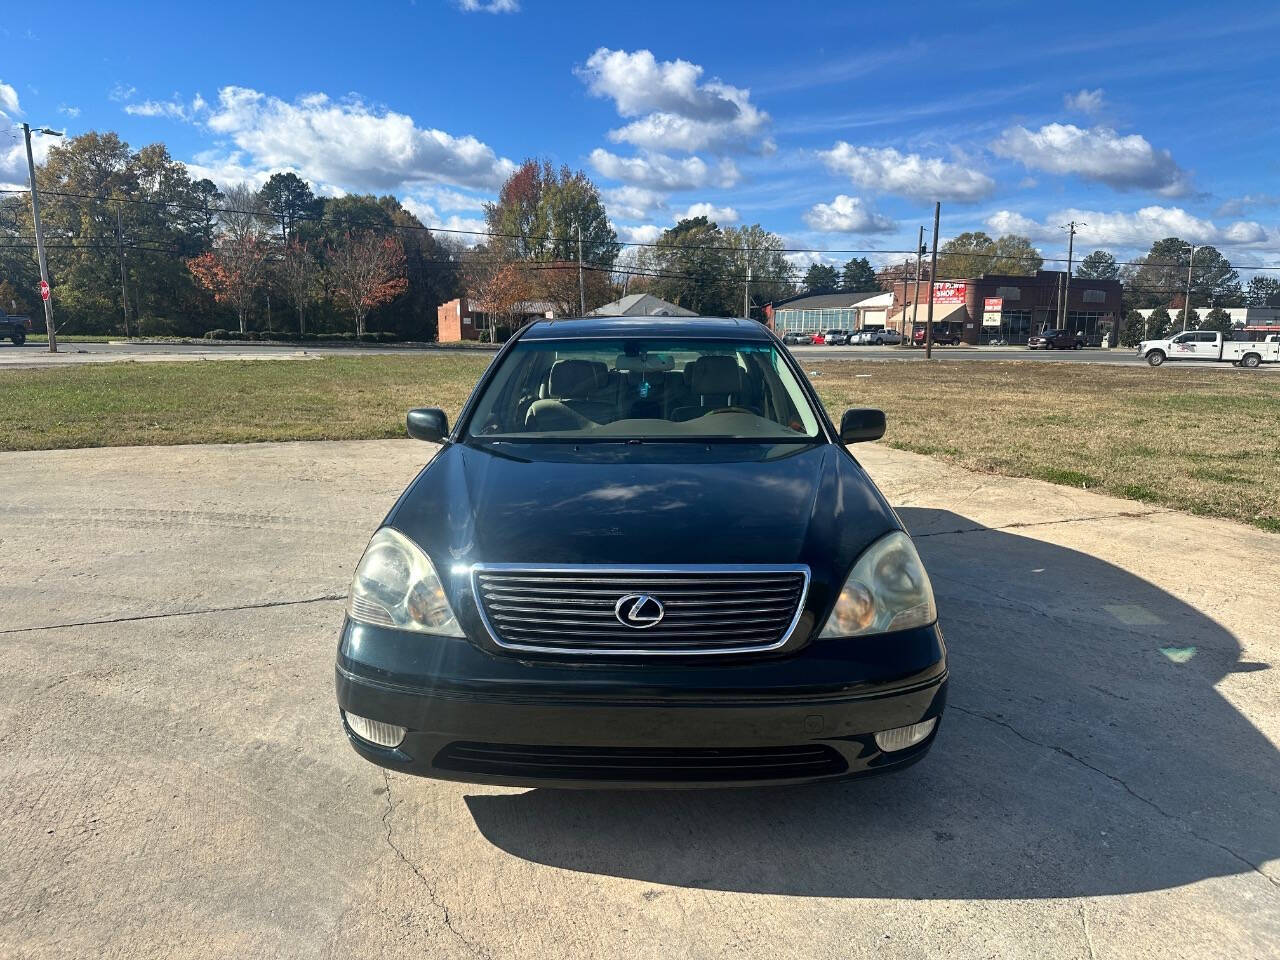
[437,297,556,343]
[766,291,893,334]
[886,271,1123,345]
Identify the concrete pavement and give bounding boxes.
[1,440,1276,958]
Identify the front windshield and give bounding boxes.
[466,337,823,441]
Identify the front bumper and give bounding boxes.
[335,618,947,789]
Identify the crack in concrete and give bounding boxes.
[0,594,345,636]
[1079,902,1097,960]
[910,508,1170,538]
[951,704,1280,891]
[380,770,492,960]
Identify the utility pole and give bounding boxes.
[576,223,586,316]
[743,263,751,319]
[1183,244,1197,330]
[1060,220,1083,328]
[911,225,924,344]
[925,202,940,360]
[22,123,61,353]
[115,203,131,337]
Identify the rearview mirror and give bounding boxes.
[406,408,449,443]
[840,408,886,444]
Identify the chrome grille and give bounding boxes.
[472,564,809,655]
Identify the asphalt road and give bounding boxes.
[2,440,1276,958]
[3,339,1274,370]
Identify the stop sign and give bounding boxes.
[39,280,50,302]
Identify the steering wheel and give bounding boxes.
[706,406,754,415]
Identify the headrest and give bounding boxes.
[690,355,742,395]
[549,359,604,398]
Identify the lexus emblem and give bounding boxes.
[614,593,665,629]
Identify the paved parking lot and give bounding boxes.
[2,440,1277,958]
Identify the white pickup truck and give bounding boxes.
[1138,331,1280,368]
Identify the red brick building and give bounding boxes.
[887,270,1123,346]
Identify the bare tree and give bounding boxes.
[278,240,321,335]
[187,184,272,334]
[327,231,408,335]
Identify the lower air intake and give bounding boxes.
[434,741,847,782]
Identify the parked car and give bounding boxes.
[1139,331,1280,368]
[781,331,808,345]
[1,315,30,346]
[810,331,827,345]
[1027,329,1082,350]
[911,327,960,347]
[857,328,900,346]
[823,328,851,345]
[335,315,947,788]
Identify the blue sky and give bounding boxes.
[3,0,1279,276]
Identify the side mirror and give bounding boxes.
[840,408,886,444]
[406,408,449,443]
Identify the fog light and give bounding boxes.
[343,710,406,749]
[874,717,937,752]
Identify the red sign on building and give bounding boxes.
[931,282,966,304]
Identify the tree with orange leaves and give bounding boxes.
[327,231,409,335]
[187,234,270,334]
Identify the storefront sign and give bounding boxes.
[931,281,967,304]
[982,296,1002,327]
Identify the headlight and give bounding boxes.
[346,527,464,636]
[818,531,936,638]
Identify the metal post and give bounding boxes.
[22,123,57,353]
[116,203,130,337]
[576,224,586,316]
[743,264,751,319]
[925,202,940,360]
[1183,244,1197,330]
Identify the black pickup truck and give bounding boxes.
[1,315,30,345]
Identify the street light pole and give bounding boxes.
[1060,220,1083,328]
[22,123,62,353]
[1183,244,1198,330]
[925,202,940,360]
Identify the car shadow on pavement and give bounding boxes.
[464,508,1278,899]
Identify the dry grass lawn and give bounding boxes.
[1,355,1276,531]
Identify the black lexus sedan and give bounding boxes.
[335,316,947,788]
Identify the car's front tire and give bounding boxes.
[1147,350,1166,367]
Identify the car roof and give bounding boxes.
[520,316,773,341]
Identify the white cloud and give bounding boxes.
[985,206,1271,249]
[675,202,738,224]
[124,94,207,122]
[201,85,516,192]
[400,197,439,224]
[578,48,770,153]
[1216,193,1280,217]
[58,104,80,118]
[803,194,894,233]
[604,185,667,220]
[108,83,136,103]
[994,123,1189,195]
[182,150,278,191]
[457,0,519,11]
[614,223,664,245]
[1063,88,1105,114]
[0,80,19,116]
[820,142,995,203]
[0,132,54,188]
[589,148,739,190]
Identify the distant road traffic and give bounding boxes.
[2,339,1275,370]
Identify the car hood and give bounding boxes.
[388,440,899,576]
